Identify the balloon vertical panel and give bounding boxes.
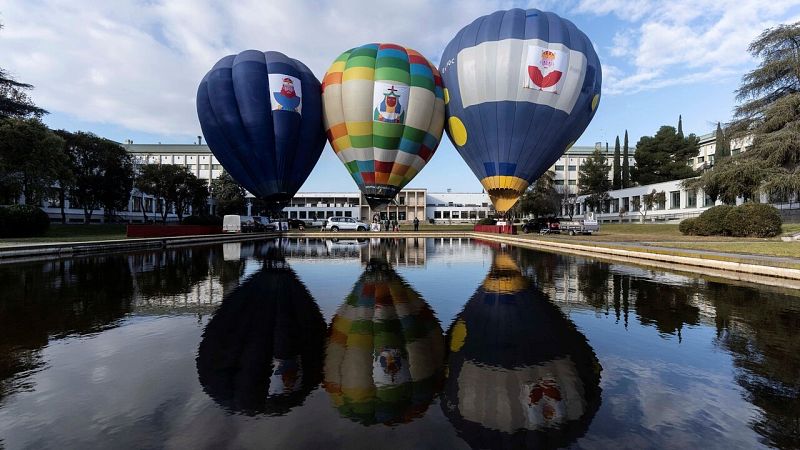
[440,9,602,212]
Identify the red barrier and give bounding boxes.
[473,224,517,235]
[126,224,222,238]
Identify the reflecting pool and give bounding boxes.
[0,238,798,449]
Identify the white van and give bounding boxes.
[223,215,242,233]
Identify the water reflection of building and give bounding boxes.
[278,238,427,266]
[442,250,601,448]
[361,238,426,267]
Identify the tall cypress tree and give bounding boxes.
[713,122,730,164]
[612,135,621,189]
[622,130,630,187]
[677,115,684,138]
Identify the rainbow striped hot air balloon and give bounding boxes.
[322,43,445,209]
[324,259,445,425]
[440,9,602,212]
[442,250,601,448]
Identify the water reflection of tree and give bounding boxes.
[706,283,800,449]
[629,279,700,341]
[0,256,135,401]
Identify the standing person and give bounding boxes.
[392,219,398,232]
[413,216,419,231]
[384,218,390,232]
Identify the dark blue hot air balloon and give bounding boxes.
[197,50,326,212]
[439,9,602,212]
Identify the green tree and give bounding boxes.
[210,171,246,217]
[622,130,631,188]
[0,118,66,205]
[135,164,206,222]
[579,148,612,212]
[638,189,666,222]
[516,170,560,218]
[56,131,133,223]
[632,125,699,185]
[693,22,800,203]
[612,135,621,189]
[714,122,731,164]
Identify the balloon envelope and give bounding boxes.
[442,251,602,448]
[324,259,445,425]
[440,9,602,212]
[322,43,445,209]
[197,50,326,211]
[196,252,326,416]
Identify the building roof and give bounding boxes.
[125,144,211,154]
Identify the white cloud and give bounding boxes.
[577,0,800,95]
[0,0,507,137]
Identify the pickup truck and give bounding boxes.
[560,219,599,236]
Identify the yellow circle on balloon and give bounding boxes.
[450,319,467,352]
[443,88,450,105]
[448,116,467,146]
[591,94,600,111]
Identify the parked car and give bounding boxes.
[522,218,561,234]
[251,216,277,232]
[287,219,307,230]
[322,217,369,232]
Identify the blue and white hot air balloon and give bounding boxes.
[439,9,602,212]
[197,50,326,213]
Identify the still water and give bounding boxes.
[0,238,798,449]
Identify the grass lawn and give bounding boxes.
[0,224,127,246]
[646,241,800,259]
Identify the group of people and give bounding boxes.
[372,214,421,232]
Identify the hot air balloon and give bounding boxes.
[323,258,445,425]
[440,9,602,212]
[197,248,326,416]
[442,250,602,448]
[322,43,445,209]
[197,50,326,213]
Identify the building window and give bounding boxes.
[434,211,442,219]
[345,211,352,217]
[326,211,334,218]
[335,210,343,217]
[732,148,740,155]
[697,156,704,163]
[482,203,488,207]
[133,198,142,212]
[568,180,576,185]
[686,190,697,208]
[443,211,450,219]
[632,196,641,211]
[568,165,577,171]
[389,212,397,220]
[212,164,222,170]
[622,197,630,211]
[398,196,405,205]
[670,191,680,209]
[452,211,460,219]
[555,165,564,171]
[299,211,307,219]
[398,212,406,220]
[555,180,564,185]
[478,211,486,218]
[704,194,714,207]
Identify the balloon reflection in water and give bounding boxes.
[324,258,445,425]
[442,251,601,448]
[196,251,326,416]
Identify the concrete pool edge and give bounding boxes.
[2,231,798,287]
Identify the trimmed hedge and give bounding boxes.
[680,203,782,237]
[678,217,697,235]
[182,215,223,226]
[477,218,497,225]
[0,205,51,237]
[723,203,782,238]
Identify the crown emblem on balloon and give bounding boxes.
[283,77,293,83]
[541,50,556,60]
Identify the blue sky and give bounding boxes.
[2,0,799,192]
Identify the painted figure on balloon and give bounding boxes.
[273,76,302,112]
[525,48,568,93]
[373,85,406,123]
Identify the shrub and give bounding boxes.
[181,215,222,226]
[0,205,51,237]
[723,203,782,238]
[679,218,697,235]
[477,218,497,225]
[693,205,735,236]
